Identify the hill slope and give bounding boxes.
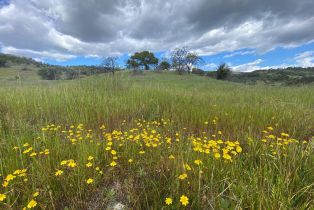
[1,53,314,85]
[229,67,314,85]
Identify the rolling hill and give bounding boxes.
[1,53,314,85]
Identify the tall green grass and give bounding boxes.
[0,72,313,209]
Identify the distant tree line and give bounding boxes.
[0,57,6,67]
[0,53,43,67]
[38,65,121,80]
[2,52,313,85]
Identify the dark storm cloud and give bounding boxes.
[0,0,314,60]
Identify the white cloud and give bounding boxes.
[231,59,292,72]
[2,46,76,62]
[0,0,314,61]
[232,59,263,72]
[294,51,314,67]
[224,50,255,58]
[201,63,218,70]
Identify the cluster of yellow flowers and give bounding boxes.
[261,126,302,156]
[2,169,27,189]
[1,119,308,208]
[165,195,189,206]
[22,192,39,209]
[41,124,61,132]
[62,124,94,144]
[41,119,243,207]
[191,134,243,162]
[0,169,31,208]
[12,140,50,159]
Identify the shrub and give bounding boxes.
[191,68,205,76]
[38,68,63,80]
[0,57,6,67]
[216,63,231,80]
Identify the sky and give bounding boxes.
[0,0,314,71]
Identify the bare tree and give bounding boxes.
[170,47,202,74]
[186,52,203,74]
[102,56,118,75]
[170,47,189,74]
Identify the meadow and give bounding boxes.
[0,72,313,209]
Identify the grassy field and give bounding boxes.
[0,72,313,209]
[0,64,41,87]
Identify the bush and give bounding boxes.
[0,57,6,67]
[191,68,205,76]
[65,70,80,80]
[157,61,171,71]
[38,68,63,80]
[216,63,231,80]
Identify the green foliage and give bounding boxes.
[216,63,231,80]
[126,58,140,70]
[0,57,6,67]
[127,51,158,70]
[206,71,216,78]
[37,65,120,81]
[0,53,42,66]
[157,61,171,70]
[191,68,205,76]
[38,68,63,80]
[230,67,314,85]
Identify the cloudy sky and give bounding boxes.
[1,0,314,71]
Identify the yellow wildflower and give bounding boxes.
[23,143,30,147]
[86,178,93,184]
[67,160,77,168]
[165,197,172,205]
[110,161,117,167]
[194,159,202,165]
[0,193,6,201]
[178,173,188,180]
[55,170,63,176]
[44,149,50,155]
[223,153,232,160]
[30,152,37,157]
[86,162,93,167]
[5,174,15,182]
[180,195,189,206]
[168,155,175,159]
[214,153,221,159]
[184,164,191,171]
[60,160,67,165]
[2,181,9,188]
[27,199,37,208]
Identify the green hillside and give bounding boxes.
[0,54,43,84]
[1,53,314,86]
[230,67,314,85]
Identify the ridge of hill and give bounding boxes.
[0,53,314,85]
